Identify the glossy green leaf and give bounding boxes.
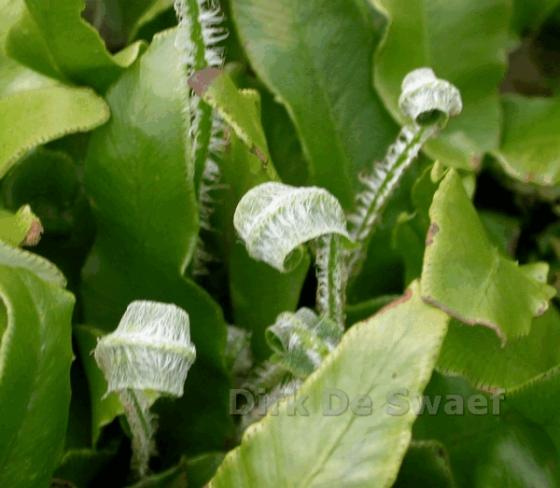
[210,282,448,487]
[6,0,143,92]
[414,373,560,488]
[495,95,560,186]
[82,29,232,454]
[0,265,74,487]
[0,84,109,178]
[421,170,555,341]
[510,366,560,453]
[231,0,397,208]
[74,325,123,445]
[438,306,560,391]
[372,0,511,170]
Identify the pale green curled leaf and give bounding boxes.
[234,182,350,272]
[75,325,123,445]
[6,0,143,92]
[94,301,196,477]
[0,239,66,286]
[372,0,511,169]
[438,306,560,391]
[231,0,397,208]
[421,170,556,342]
[266,308,341,379]
[0,84,109,178]
[189,68,276,177]
[494,95,560,186]
[0,204,42,246]
[348,68,462,277]
[210,282,449,487]
[0,265,74,488]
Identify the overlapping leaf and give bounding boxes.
[421,170,555,341]
[0,265,74,487]
[210,282,448,487]
[6,0,143,92]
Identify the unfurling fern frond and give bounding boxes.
[266,308,341,379]
[234,182,351,328]
[94,301,196,478]
[347,68,462,278]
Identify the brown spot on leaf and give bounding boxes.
[188,67,222,97]
[426,223,440,245]
[252,145,268,164]
[23,219,43,247]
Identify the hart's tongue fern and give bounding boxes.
[347,68,462,278]
[174,0,228,275]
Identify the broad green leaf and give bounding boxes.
[510,367,560,453]
[82,29,232,454]
[372,0,511,170]
[0,84,109,178]
[0,265,74,487]
[421,170,555,341]
[438,307,560,390]
[231,0,397,208]
[394,440,455,488]
[84,29,198,278]
[74,325,123,445]
[0,204,41,246]
[210,282,448,487]
[495,95,560,186]
[6,0,143,92]
[190,69,276,180]
[414,373,560,488]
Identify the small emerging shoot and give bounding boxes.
[94,301,196,478]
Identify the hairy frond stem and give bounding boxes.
[347,68,462,278]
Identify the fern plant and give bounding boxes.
[2,1,560,487]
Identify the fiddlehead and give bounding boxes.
[94,301,196,478]
[234,182,351,328]
[347,68,462,277]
